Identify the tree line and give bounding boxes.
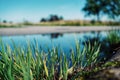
[40,14,63,22]
[1,0,120,23]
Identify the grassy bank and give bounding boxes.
[38,20,120,26]
[0,20,120,28]
[0,30,120,80]
[0,39,101,80]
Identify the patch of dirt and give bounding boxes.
[86,48,120,80]
[109,49,120,61]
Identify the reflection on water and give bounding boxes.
[42,33,63,39]
[1,31,108,55]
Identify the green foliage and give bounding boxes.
[102,0,120,20]
[0,39,101,80]
[103,61,120,67]
[23,20,33,25]
[83,0,102,21]
[83,0,120,21]
[75,40,101,69]
[107,30,120,44]
[40,14,63,22]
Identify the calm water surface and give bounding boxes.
[1,31,107,54]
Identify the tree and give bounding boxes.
[102,0,120,20]
[49,15,59,21]
[82,0,120,21]
[83,0,102,21]
[40,15,64,22]
[40,18,47,22]
[3,20,7,23]
[59,16,64,20]
[48,14,63,22]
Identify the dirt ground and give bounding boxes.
[0,26,120,36]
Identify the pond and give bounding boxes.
[0,30,120,79]
[1,31,108,55]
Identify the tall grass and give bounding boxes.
[107,30,120,44]
[0,39,101,80]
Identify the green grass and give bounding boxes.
[107,30,120,44]
[36,21,120,26]
[0,20,120,28]
[0,39,101,80]
[0,30,120,80]
[0,24,23,28]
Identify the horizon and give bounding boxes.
[0,0,108,23]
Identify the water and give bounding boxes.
[1,31,108,55]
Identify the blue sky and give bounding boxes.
[0,0,107,22]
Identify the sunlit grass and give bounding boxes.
[0,20,120,28]
[0,39,101,80]
[0,30,120,80]
[107,30,120,44]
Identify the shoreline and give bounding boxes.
[0,26,120,36]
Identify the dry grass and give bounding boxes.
[0,20,120,27]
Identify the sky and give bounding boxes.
[0,0,107,23]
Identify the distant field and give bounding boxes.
[0,20,120,28]
[38,20,120,26]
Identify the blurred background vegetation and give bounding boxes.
[0,0,120,27]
